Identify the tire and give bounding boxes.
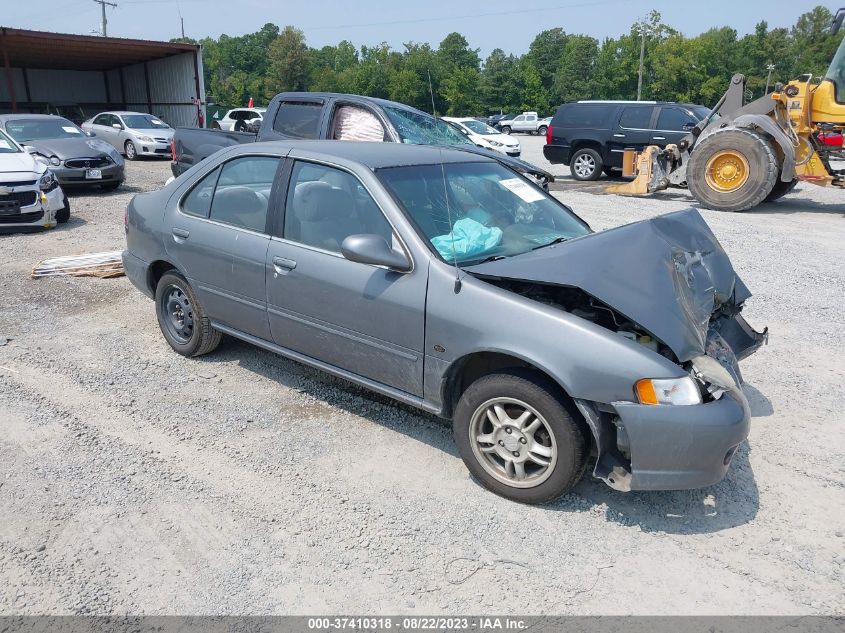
[453,369,587,504]
[234,119,247,132]
[538,125,548,136]
[603,166,617,177]
[687,127,778,212]
[764,178,798,202]
[155,271,221,357]
[501,126,512,135]
[124,140,137,160]
[56,195,70,224]
[210,121,221,130]
[570,147,603,181]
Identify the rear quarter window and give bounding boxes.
[272,101,323,139]
[553,104,615,129]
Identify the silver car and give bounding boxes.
[0,114,124,190]
[123,141,766,503]
[82,111,174,160]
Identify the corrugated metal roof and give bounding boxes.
[0,27,198,71]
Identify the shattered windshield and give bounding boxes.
[383,106,473,146]
[378,161,590,264]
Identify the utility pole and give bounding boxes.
[636,21,649,101]
[92,0,117,37]
[765,63,776,94]
[180,16,185,39]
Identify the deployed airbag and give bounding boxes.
[431,217,503,260]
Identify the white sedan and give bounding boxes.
[442,117,521,157]
[82,111,174,160]
[0,128,68,230]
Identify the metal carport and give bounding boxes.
[0,27,205,127]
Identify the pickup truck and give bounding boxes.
[497,112,549,136]
[171,92,554,187]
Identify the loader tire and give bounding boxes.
[763,178,798,202]
[687,127,778,212]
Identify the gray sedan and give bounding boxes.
[0,114,124,190]
[82,111,174,160]
[123,141,766,503]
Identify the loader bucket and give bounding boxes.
[606,148,655,195]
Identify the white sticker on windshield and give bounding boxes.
[0,140,11,149]
[499,177,545,203]
[62,126,81,134]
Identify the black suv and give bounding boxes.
[543,101,710,181]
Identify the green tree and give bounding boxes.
[525,28,569,93]
[553,35,599,104]
[265,26,311,98]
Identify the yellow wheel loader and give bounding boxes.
[607,7,845,212]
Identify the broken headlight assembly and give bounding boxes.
[39,170,58,192]
[634,377,702,406]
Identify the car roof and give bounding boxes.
[0,113,74,122]
[231,140,495,169]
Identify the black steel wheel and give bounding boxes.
[155,271,221,357]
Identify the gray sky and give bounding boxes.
[8,0,826,56]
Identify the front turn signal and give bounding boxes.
[635,377,702,406]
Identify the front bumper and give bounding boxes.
[0,191,56,230]
[136,141,171,157]
[612,387,750,491]
[122,250,153,299]
[54,162,124,186]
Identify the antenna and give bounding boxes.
[427,69,461,293]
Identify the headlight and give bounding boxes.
[33,153,50,167]
[38,170,58,192]
[50,156,61,166]
[137,135,154,143]
[487,139,503,147]
[635,377,702,406]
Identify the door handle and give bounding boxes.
[653,136,666,140]
[272,256,297,274]
[613,133,626,137]
[172,228,190,240]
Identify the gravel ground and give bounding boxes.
[0,144,843,616]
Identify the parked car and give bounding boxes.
[211,107,267,132]
[82,111,174,160]
[442,116,522,156]
[0,114,124,190]
[0,127,69,230]
[170,92,553,189]
[498,112,549,136]
[486,113,515,127]
[124,140,766,503]
[544,101,711,181]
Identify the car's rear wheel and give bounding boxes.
[570,148,603,181]
[56,194,70,224]
[125,140,137,160]
[453,370,587,504]
[501,126,512,134]
[155,272,221,357]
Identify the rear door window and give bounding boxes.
[210,156,281,233]
[272,101,323,139]
[556,105,614,128]
[656,107,697,131]
[618,106,654,129]
[181,167,220,218]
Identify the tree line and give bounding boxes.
[175,5,840,116]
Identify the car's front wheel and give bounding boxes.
[56,194,70,224]
[125,140,137,160]
[155,272,221,357]
[453,370,587,504]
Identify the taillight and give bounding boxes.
[546,124,553,145]
[170,139,177,161]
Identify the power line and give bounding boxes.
[302,0,636,32]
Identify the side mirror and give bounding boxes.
[341,234,411,272]
[112,123,123,130]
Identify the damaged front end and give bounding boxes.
[466,208,768,491]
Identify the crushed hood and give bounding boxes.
[466,208,752,362]
[24,137,121,163]
[0,151,40,177]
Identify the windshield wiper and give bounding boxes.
[471,254,508,265]
[532,236,569,251]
